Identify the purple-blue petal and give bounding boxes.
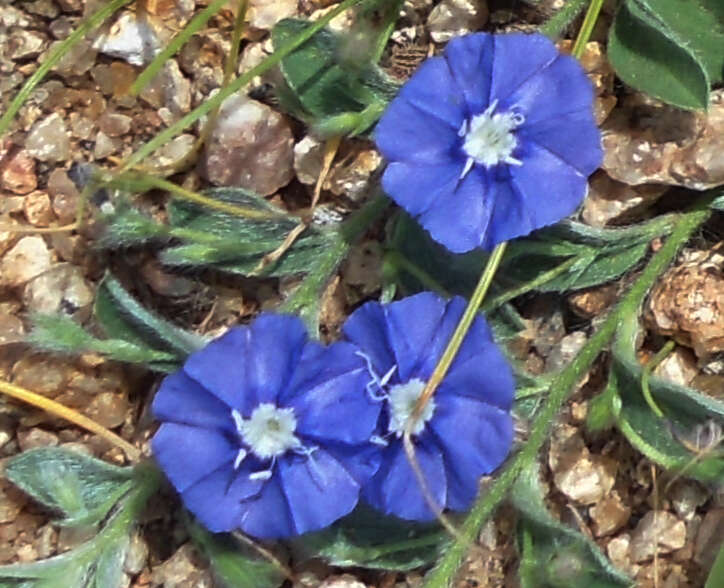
[408,296,466,379]
[342,300,397,381]
[152,423,236,493]
[374,98,460,165]
[510,141,588,232]
[384,292,448,382]
[479,175,534,249]
[490,33,558,105]
[183,314,307,413]
[363,439,446,521]
[503,54,596,126]
[438,342,514,411]
[431,395,513,510]
[520,110,603,175]
[277,452,360,535]
[236,474,295,538]
[152,371,235,433]
[418,166,491,254]
[283,341,380,444]
[382,160,464,217]
[443,33,495,114]
[398,57,467,129]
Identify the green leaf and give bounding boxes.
[187,521,285,588]
[608,0,724,110]
[292,504,447,571]
[512,465,632,588]
[94,273,206,361]
[272,18,399,135]
[607,315,724,482]
[1,455,160,588]
[705,542,724,588]
[27,314,178,369]
[501,218,674,292]
[4,448,134,528]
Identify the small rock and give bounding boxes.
[140,259,194,297]
[294,135,325,185]
[47,168,80,223]
[602,89,724,190]
[151,543,212,588]
[124,532,149,575]
[647,247,724,359]
[23,262,94,319]
[93,12,161,66]
[0,236,52,288]
[319,575,367,588]
[694,508,724,569]
[328,147,382,201]
[139,60,191,118]
[654,346,699,388]
[69,113,95,140]
[25,0,60,18]
[247,0,298,31]
[23,190,55,226]
[548,424,616,504]
[582,171,666,227]
[84,392,128,429]
[35,524,57,559]
[147,134,195,169]
[0,313,24,345]
[17,428,60,451]
[343,241,382,298]
[8,29,47,60]
[0,482,27,524]
[50,39,97,76]
[94,131,121,159]
[98,112,133,137]
[545,331,587,371]
[427,0,488,43]
[589,491,631,536]
[568,283,618,318]
[1,148,37,194]
[25,113,71,163]
[10,356,70,398]
[669,480,709,522]
[201,95,294,196]
[629,511,686,562]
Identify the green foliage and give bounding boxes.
[27,273,204,371]
[609,0,724,110]
[513,465,632,588]
[272,18,399,136]
[292,505,446,571]
[591,315,724,483]
[500,217,674,292]
[101,189,335,279]
[0,449,159,588]
[187,521,285,588]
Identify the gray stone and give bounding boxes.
[0,236,52,288]
[23,262,94,319]
[25,113,70,162]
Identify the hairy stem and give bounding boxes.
[422,196,714,588]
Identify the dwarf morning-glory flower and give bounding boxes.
[375,32,603,253]
[151,314,381,538]
[342,292,514,521]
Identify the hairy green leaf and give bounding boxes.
[94,273,206,361]
[609,0,724,110]
[292,505,446,571]
[187,522,284,588]
[1,454,159,588]
[602,315,724,482]
[272,18,399,135]
[513,465,632,588]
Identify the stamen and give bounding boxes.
[370,434,389,447]
[249,470,273,481]
[355,350,396,401]
[387,379,436,437]
[459,100,525,171]
[233,448,247,470]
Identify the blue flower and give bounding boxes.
[342,292,514,521]
[375,33,602,253]
[151,314,381,538]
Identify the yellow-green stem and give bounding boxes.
[571,0,604,58]
[0,379,140,462]
[409,242,508,427]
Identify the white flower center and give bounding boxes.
[387,379,436,437]
[233,403,301,460]
[459,99,524,176]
